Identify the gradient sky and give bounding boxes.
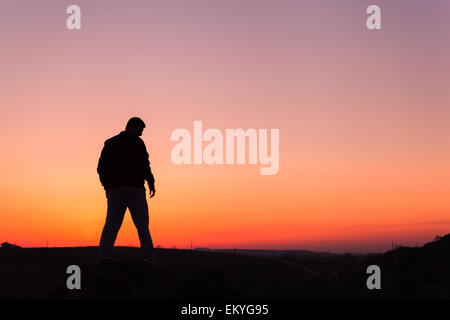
[1,0,449,252]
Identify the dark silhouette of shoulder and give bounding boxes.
[97,131,154,189]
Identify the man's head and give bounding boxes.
[125,117,146,137]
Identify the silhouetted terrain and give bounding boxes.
[0,234,449,299]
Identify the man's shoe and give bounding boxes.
[142,258,156,268]
[96,258,111,266]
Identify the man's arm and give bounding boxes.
[97,142,110,193]
[139,139,156,198]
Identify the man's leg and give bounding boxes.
[127,187,154,261]
[98,188,127,262]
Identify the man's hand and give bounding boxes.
[149,183,156,198]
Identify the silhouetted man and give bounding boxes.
[97,117,156,266]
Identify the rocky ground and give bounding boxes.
[0,234,449,299]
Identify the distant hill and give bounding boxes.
[1,242,21,249]
[360,233,450,299]
[0,234,449,299]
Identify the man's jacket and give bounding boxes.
[97,131,155,189]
